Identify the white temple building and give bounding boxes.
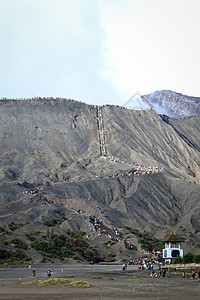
[162,232,184,264]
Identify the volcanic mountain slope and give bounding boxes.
[0,99,99,183]
[0,98,200,262]
[142,90,200,117]
[161,115,200,152]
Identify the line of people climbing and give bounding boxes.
[105,156,165,175]
[21,181,53,195]
[74,205,135,250]
[96,106,164,176]
[44,196,135,251]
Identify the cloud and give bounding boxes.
[0,0,124,104]
[99,0,200,98]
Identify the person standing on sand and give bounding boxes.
[174,267,176,275]
[159,269,162,277]
[162,270,166,277]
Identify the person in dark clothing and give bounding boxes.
[159,269,162,277]
[162,270,166,277]
[192,271,195,279]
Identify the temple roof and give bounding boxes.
[162,231,185,242]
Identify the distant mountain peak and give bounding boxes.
[142,90,200,117]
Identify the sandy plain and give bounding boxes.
[0,264,199,300]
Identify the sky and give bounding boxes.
[0,0,200,106]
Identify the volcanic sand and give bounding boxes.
[0,264,199,300]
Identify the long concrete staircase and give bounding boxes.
[97,106,107,157]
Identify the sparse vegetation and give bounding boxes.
[172,253,200,264]
[24,231,41,241]
[30,241,49,251]
[0,249,31,264]
[107,253,116,258]
[66,229,86,239]
[8,221,29,231]
[138,233,164,252]
[130,228,142,237]
[8,238,28,249]
[125,227,164,251]
[0,227,5,233]
[103,241,115,246]
[104,254,116,262]
[29,231,41,235]
[30,231,102,262]
[172,256,184,263]
[46,228,50,239]
[22,278,91,288]
[44,218,65,227]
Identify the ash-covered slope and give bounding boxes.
[0,98,99,183]
[0,99,199,184]
[103,106,199,182]
[0,98,200,259]
[161,115,200,152]
[142,90,200,117]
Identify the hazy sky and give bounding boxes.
[0,0,199,105]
